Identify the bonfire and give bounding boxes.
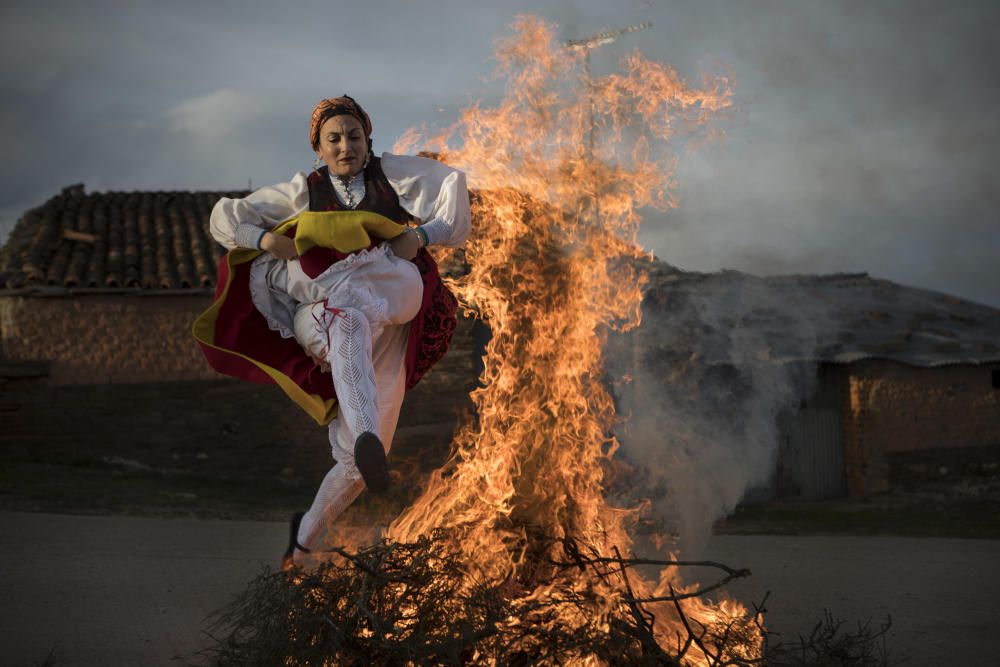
[203,16,890,666]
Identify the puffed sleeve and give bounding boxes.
[209,173,310,250]
[379,152,471,247]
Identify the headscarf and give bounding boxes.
[309,95,373,150]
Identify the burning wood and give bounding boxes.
[203,532,890,666]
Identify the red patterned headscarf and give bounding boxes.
[309,95,373,150]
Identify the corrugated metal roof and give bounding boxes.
[641,262,1000,368]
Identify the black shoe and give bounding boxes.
[281,511,311,571]
[354,431,390,493]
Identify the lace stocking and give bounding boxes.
[323,305,379,440]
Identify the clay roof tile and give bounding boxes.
[1,186,251,292]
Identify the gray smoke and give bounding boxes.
[606,263,835,555]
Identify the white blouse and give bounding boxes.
[209,152,471,250]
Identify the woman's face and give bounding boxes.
[316,114,368,177]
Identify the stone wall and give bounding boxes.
[1,293,219,385]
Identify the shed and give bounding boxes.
[630,264,1000,499]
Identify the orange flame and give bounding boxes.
[388,15,748,663]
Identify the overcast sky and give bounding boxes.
[1,0,997,306]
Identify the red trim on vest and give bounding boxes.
[300,159,411,278]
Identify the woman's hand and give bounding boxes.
[261,232,298,260]
[390,228,421,261]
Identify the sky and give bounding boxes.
[1,0,997,306]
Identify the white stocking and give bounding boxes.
[291,299,414,562]
[327,306,380,441]
[296,462,365,552]
[294,306,380,558]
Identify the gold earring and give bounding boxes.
[313,155,322,169]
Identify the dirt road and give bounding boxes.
[1,511,997,666]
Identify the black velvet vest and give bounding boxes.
[307,157,411,221]
[298,157,413,277]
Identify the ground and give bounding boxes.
[2,441,998,665]
[3,443,998,539]
[2,511,998,666]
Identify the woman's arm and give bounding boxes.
[380,153,471,248]
[209,173,310,253]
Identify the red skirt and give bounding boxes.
[192,246,457,426]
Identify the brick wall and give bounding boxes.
[843,366,885,497]
[842,359,1000,496]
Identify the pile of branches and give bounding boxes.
[198,531,891,666]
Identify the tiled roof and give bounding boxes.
[0,183,473,292]
[0,185,248,290]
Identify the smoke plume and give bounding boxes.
[607,264,830,554]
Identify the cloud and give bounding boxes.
[0,0,997,303]
[165,88,258,140]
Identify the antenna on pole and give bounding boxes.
[563,22,652,228]
[563,21,652,53]
[563,22,652,157]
